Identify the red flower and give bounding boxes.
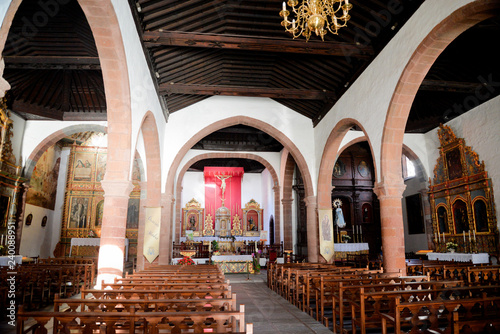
[177,256,195,265]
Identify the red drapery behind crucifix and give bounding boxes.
[204,167,244,230]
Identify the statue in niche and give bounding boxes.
[437,206,448,233]
[453,201,469,233]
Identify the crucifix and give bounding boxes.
[216,174,232,204]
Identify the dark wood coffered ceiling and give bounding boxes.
[2,0,500,138]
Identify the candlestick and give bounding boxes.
[463,231,466,243]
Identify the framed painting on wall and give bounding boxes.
[72,152,94,182]
[68,196,91,229]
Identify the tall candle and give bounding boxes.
[463,231,466,243]
[0,234,3,245]
[473,230,476,241]
[443,232,445,243]
[469,230,471,241]
[438,232,440,242]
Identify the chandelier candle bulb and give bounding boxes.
[283,2,286,11]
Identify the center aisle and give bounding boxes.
[229,271,332,334]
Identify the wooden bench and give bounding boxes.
[81,288,232,300]
[17,305,252,333]
[380,294,500,334]
[54,292,237,312]
[352,284,500,334]
[101,281,230,291]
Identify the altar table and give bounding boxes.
[212,255,253,274]
[70,238,129,261]
[333,242,369,260]
[426,252,489,264]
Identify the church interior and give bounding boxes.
[1,0,500,333]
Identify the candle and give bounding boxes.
[463,231,466,243]
[434,232,437,241]
[443,232,445,243]
[473,230,476,241]
[469,230,471,241]
[282,1,286,11]
[438,232,440,242]
[0,234,3,245]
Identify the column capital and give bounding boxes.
[304,195,317,208]
[281,198,293,205]
[373,179,406,199]
[100,179,134,198]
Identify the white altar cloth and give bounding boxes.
[427,252,489,264]
[0,255,22,266]
[212,255,252,262]
[334,243,369,252]
[70,238,129,261]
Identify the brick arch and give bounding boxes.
[378,1,500,274]
[282,152,295,250]
[381,0,500,186]
[161,116,314,263]
[135,111,162,270]
[173,152,280,243]
[317,118,376,210]
[24,124,107,179]
[165,116,313,198]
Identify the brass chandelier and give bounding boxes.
[280,0,353,41]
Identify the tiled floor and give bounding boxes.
[2,270,332,334]
[229,272,332,334]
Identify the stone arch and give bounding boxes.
[282,152,295,250]
[135,111,162,270]
[173,152,280,244]
[379,0,500,274]
[24,124,107,179]
[161,116,315,263]
[317,119,376,210]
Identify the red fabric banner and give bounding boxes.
[204,167,244,230]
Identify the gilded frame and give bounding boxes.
[243,199,263,237]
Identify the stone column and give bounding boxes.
[281,198,293,250]
[273,185,281,244]
[97,179,133,285]
[159,193,174,265]
[136,181,147,272]
[373,180,407,275]
[304,196,318,263]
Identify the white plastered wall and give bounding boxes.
[164,96,315,194]
[313,0,476,184]
[110,0,166,182]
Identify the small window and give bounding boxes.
[402,155,416,180]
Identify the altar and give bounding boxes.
[333,242,369,260]
[212,254,254,274]
[0,255,22,266]
[70,238,130,261]
[426,252,489,264]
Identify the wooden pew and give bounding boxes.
[17,305,252,333]
[54,292,237,312]
[381,294,500,334]
[351,284,500,334]
[81,288,232,300]
[101,281,230,291]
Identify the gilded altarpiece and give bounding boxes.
[429,125,498,256]
[0,99,26,254]
[59,145,141,258]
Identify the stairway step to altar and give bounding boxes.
[231,271,331,334]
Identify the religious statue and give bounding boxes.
[248,217,257,231]
[216,174,232,199]
[189,215,197,231]
[333,198,346,228]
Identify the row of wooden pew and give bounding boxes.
[17,264,253,333]
[267,261,500,333]
[0,257,95,313]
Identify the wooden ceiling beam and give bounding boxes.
[143,31,373,58]
[3,56,100,70]
[160,83,335,100]
[12,100,64,120]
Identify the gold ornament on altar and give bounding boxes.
[203,214,215,236]
[231,214,243,236]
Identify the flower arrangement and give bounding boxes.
[446,242,458,251]
[252,252,261,273]
[88,230,96,238]
[211,240,219,252]
[177,256,195,265]
[0,245,5,256]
